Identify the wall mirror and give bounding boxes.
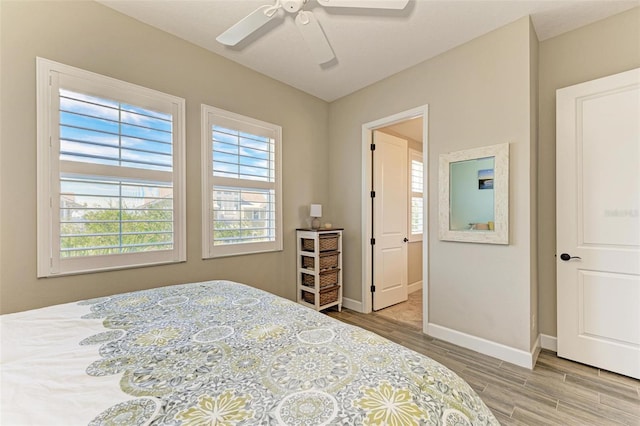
[439,143,509,244]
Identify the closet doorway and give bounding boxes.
[360,105,429,332]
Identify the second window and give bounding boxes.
[201,105,282,258]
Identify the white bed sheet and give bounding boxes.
[1,302,131,425]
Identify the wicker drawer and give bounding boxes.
[302,251,339,270]
[301,233,339,252]
[301,269,340,288]
[302,285,339,306]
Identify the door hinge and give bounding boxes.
[370,285,376,292]
[370,238,375,245]
[370,143,376,151]
[370,190,375,198]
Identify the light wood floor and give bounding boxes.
[374,289,423,329]
[327,308,640,425]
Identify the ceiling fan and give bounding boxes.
[216,0,410,65]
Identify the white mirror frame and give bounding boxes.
[439,143,509,244]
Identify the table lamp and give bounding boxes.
[310,204,322,230]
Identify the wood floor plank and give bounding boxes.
[564,372,640,401]
[481,380,558,416]
[557,399,640,426]
[493,411,524,426]
[600,393,640,418]
[599,369,640,390]
[461,361,529,387]
[420,349,468,375]
[453,368,489,393]
[528,363,568,381]
[537,351,601,378]
[501,358,566,382]
[327,308,640,425]
[510,406,584,426]
[477,382,549,419]
[524,373,600,404]
[428,338,503,368]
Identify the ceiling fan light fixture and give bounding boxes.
[282,0,306,13]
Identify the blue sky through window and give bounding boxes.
[59,89,173,172]
[212,125,273,182]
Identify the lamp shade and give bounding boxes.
[310,204,322,217]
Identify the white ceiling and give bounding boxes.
[98,0,639,102]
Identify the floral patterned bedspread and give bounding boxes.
[1,280,498,425]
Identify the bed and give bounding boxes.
[1,280,498,425]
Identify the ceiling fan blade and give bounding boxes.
[317,0,409,9]
[295,11,335,64]
[216,4,279,46]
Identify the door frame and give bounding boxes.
[360,105,429,332]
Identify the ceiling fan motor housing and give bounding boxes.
[282,0,306,13]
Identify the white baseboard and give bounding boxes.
[532,334,542,366]
[540,334,558,352]
[408,280,422,294]
[427,323,537,369]
[342,297,363,313]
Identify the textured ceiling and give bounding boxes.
[99,0,639,101]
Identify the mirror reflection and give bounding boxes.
[438,142,509,244]
[449,157,495,231]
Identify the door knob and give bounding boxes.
[560,253,581,261]
[403,238,409,243]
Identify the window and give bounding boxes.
[201,105,282,258]
[37,58,186,277]
[409,148,424,241]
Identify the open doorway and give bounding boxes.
[360,105,428,332]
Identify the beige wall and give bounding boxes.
[408,242,422,286]
[0,1,330,314]
[537,7,640,337]
[329,17,537,352]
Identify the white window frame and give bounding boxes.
[409,148,424,242]
[201,105,283,258]
[36,58,186,277]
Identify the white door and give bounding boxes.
[556,68,640,379]
[373,131,408,311]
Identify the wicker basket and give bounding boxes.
[302,269,339,288]
[301,238,315,252]
[302,285,339,306]
[302,252,339,270]
[301,233,339,252]
[318,234,339,252]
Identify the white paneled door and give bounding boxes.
[556,68,640,379]
[372,131,408,311]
